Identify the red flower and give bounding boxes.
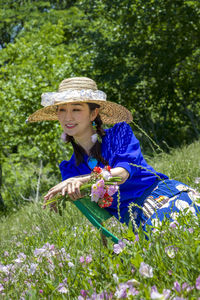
[98,193,113,208]
[93,166,102,174]
[105,165,111,172]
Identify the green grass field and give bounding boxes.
[0,141,200,299]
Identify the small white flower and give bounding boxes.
[101,170,111,180]
[151,218,162,228]
[175,200,189,211]
[175,184,189,192]
[195,177,200,184]
[151,291,166,300]
[68,262,74,268]
[28,263,38,275]
[139,262,153,278]
[113,273,119,283]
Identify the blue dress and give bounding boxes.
[59,122,200,230]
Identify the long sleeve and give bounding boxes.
[104,122,144,179]
[59,154,79,181]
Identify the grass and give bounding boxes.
[0,140,200,299]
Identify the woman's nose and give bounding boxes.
[65,110,73,121]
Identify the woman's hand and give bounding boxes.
[44,178,83,203]
[43,174,91,206]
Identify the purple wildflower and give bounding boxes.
[163,289,171,299]
[115,283,129,298]
[188,227,194,233]
[135,234,139,242]
[113,240,126,254]
[182,283,188,290]
[14,252,26,264]
[39,290,43,294]
[168,270,173,275]
[0,284,4,292]
[128,287,139,297]
[174,281,181,293]
[196,275,200,290]
[170,221,179,229]
[28,263,38,275]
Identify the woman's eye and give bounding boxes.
[73,109,81,112]
[59,108,66,112]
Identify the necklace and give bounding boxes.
[87,157,98,170]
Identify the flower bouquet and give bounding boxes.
[44,166,121,209]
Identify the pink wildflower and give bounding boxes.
[107,184,118,196]
[79,256,84,263]
[80,290,87,297]
[91,179,106,202]
[85,255,92,264]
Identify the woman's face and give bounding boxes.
[57,103,98,139]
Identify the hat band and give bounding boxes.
[41,89,107,107]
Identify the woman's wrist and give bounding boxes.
[110,167,129,184]
[74,174,91,183]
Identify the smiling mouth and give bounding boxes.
[65,124,77,129]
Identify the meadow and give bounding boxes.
[0,140,200,299]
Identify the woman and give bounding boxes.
[28,77,200,231]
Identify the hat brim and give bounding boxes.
[27,99,133,124]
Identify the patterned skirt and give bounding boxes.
[126,179,200,231]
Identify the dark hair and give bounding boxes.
[65,103,108,166]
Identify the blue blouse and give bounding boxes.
[59,122,168,223]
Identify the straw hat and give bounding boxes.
[27,77,133,124]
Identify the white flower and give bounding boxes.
[195,177,200,184]
[188,190,200,202]
[175,200,189,211]
[151,218,162,228]
[175,184,189,192]
[68,262,74,268]
[101,170,112,180]
[170,212,179,221]
[58,286,68,294]
[151,291,166,299]
[139,262,153,278]
[28,263,38,275]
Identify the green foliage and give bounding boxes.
[0,190,200,298]
[1,0,200,209]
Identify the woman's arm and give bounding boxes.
[110,167,129,184]
[44,176,89,202]
[44,166,129,204]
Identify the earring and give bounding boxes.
[92,121,96,130]
[91,120,102,143]
[61,132,67,142]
